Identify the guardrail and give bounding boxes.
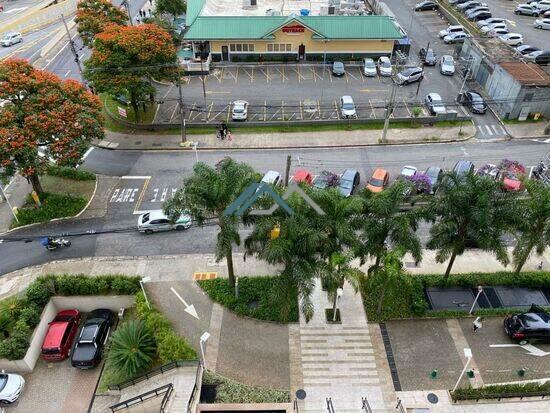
[108,360,199,391]
[187,362,204,413]
[109,383,173,412]
[450,390,550,402]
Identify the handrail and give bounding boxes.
[396,398,406,413]
[362,396,373,413]
[326,397,335,413]
[187,362,204,413]
[108,360,199,391]
[293,398,299,413]
[450,390,550,402]
[110,383,173,412]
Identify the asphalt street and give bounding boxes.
[1,139,548,276]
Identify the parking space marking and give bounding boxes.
[299,100,304,120]
[241,67,254,83]
[314,66,324,82]
[346,69,358,82]
[485,125,494,136]
[187,103,196,121]
[369,100,376,118]
[224,67,238,83]
[170,102,180,123]
[206,102,214,120]
[334,100,340,120]
[402,97,412,116]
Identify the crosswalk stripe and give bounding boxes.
[477,125,484,134]
[491,125,500,135]
[485,125,493,136]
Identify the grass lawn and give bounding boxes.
[101,93,157,132]
[12,174,96,228]
[198,276,299,323]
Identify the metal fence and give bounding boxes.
[109,383,173,412]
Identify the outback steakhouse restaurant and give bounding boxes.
[184,0,405,62]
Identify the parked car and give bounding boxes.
[419,47,437,65]
[444,32,469,43]
[366,168,389,193]
[41,310,81,361]
[377,56,392,76]
[138,210,191,234]
[439,55,455,75]
[425,93,446,115]
[396,67,424,85]
[534,18,550,29]
[515,45,540,56]
[261,170,281,186]
[415,0,438,10]
[476,163,500,180]
[449,0,469,5]
[439,25,465,38]
[488,28,509,37]
[0,373,25,405]
[538,0,550,11]
[499,33,523,46]
[458,90,487,114]
[504,305,550,345]
[340,95,356,118]
[0,32,22,47]
[523,50,544,62]
[480,22,507,34]
[424,166,443,194]
[544,9,550,16]
[338,169,360,197]
[453,160,475,176]
[332,60,345,76]
[457,1,484,12]
[476,17,506,27]
[469,11,492,21]
[465,6,490,19]
[293,169,313,185]
[535,50,550,65]
[231,100,248,121]
[515,4,540,16]
[400,165,418,179]
[71,309,114,369]
[363,58,377,76]
[313,171,337,190]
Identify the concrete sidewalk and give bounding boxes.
[0,175,32,234]
[504,122,550,139]
[98,123,475,150]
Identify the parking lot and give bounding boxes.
[385,317,550,391]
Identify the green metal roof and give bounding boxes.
[184,15,403,41]
[186,0,206,27]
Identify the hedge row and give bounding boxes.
[135,292,196,363]
[198,276,299,323]
[45,165,96,181]
[451,381,550,401]
[14,192,87,227]
[0,274,140,360]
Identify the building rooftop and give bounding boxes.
[499,62,550,87]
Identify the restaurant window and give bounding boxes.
[229,44,255,52]
[267,43,292,52]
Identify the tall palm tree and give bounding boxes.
[164,158,258,288]
[426,172,514,279]
[368,250,406,318]
[511,180,550,274]
[356,182,422,269]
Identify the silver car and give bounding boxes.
[0,32,22,47]
[425,93,446,115]
[396,67,424,85]
[439,55,455,75]
[534,18,550,29]
[231,100,248,121]
[138,210,192,234]
[363,58,377,76]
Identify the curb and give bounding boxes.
[0,177,99,237]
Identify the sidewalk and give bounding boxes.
[98,123,476,150]
[504,122,550,139]
[0,175,32,234]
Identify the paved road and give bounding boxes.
[1,139,548,276]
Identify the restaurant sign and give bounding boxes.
[282,24,305,33]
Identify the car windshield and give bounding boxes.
[365,61,376,68]
[334,62,343,69]
[0,374,7,392]
[342,103,354,110]
[443,57,454,64]
[234,107,244,113]
[340,179,353,189]
[381,60,390,68]
[470,94,484,103]
[369,178,384,187]
[402,69,414,76]
[426,50,435,58]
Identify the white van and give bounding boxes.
[439,25,464,38]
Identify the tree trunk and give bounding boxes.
[226,245,235,288]
[130,95,141,123]
[444,250,458,280]
[332,292,338,319]
[29,173,44,196]
[374,253,382,268]
[515,239,536,275]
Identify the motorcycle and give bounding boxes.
[41,237,71,251]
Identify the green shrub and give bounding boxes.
[14,192,87,227]
[144,311,172,336]
[45,165,96,181]
[24,279,54,307]
[198,276,299,323]
[18,304,42,328]
[110,277,140,295]
[452,381,550,401]
[0,320,31,360]
[156,330,196,363]
[0,297,24,331]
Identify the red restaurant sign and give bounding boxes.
[282,25,305,33]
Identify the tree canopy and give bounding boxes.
[0,59,103,194]
[75,0,128,47]
[155,0,186,20]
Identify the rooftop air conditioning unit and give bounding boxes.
[320,5,329,15]
[328,5,335,14]
[243,0,257,9]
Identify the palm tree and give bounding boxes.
[368,250,406,318]
[164,158,258,288]
[511,180,550,274]
[356,181,422,269]
[109,320,156,379]
[317,252,364,320]
[426,172,514,279]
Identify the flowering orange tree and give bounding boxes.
[76,0,128,47]
[84,23,177,123]
[0,59,103,195]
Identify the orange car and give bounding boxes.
[366,168,389,193]
[293,169,313,185]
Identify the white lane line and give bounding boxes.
[81,147,94,160]
[491,125,500,135]
[64,70,71,77]
[498,125,507,134]
[485,125,493,136]
[42,29,78,70]
[4,7,28,14]
[121,175,152,179]
[477,125,485,135]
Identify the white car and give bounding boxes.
[231,100,248,121]
[523,50,544,61]
[0,372,25,404]
[444,32,469,44]
[363,58,377,76]
[515,3,541,16]
[439,25,464,38]
[377,56,392,76]
[476,17,506,28]
[488,28,509,37]
[400,165,418,178]
[138,210,192,234]
[425,93,446,115]
[499,33,523,46]
[0,32,22,47]
[340,95,356,118]
[261,170,281,186]
[439,55,455,75]
[533,0,550,11]
[534,18,550,29]
[481,22,507,34]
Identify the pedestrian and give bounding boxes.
[136,17,140,24]
[227,131,233,141]
[472,316,483,333]
[538,261,543,270]
[220,121,228,140]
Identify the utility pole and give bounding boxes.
[177,67,187,145]
[416,41,429,98]
[380,81,396,143]
[121,0,134,26]
[284,155,291,186]
[199,43,208,122]
[61,14,82,76]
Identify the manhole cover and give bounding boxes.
[427,393,439,404]
[296,389,306,400]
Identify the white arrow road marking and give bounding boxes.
[460,146,469,156]
[171,287,199,319]
[490,343,550,357]
[4,7,29,14]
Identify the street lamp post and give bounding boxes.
[469,286,483,315]
[452,348,473,392]
[140,276,151,309]
[333,287,344,321]
[200,332,211,369]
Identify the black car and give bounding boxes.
[469,11,492,21]
[424,166,443,194]
[504,305,550,344]
[71,309,114,369]
[338,169,360,197]
[415,0,438,11]
[419,48,437,65]
[459,90,487,114]
[535,50,550,66]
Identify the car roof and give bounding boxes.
[233,100,247,106]
[145,210,168,220]
[379,56,390,62]
[426,166,442,174]
[341,169,358,180]
[262,170,280,181]
[293,169,311,179]
[448,25,464,29]
[442,55,454,60]
[428,93,442,100]
[454,160,473,172]
[43,322,70,348]
[518,312,550,329]
[342,95,353,103]
[372,168,388,179]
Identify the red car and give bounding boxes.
[41,310,81,361]
[498,160,525,192]
[293,169,313,185]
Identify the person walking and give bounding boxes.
[473,316,483,333]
